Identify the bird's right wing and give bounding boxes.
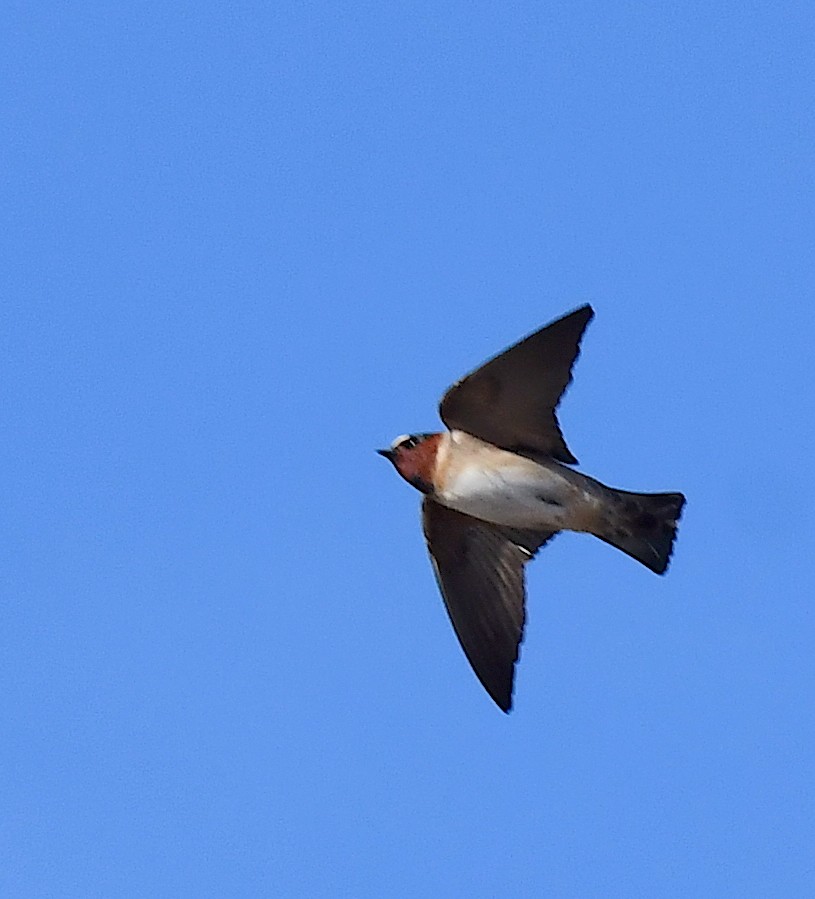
[422,498,556,712]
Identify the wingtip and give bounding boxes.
[571,302,594,322]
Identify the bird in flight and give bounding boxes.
[378,305,685,712]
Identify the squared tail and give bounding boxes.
[599,490,686,574]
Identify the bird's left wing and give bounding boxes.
[422,498,555,713]
[439,304,593,464]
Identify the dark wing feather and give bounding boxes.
[439,305,593,464]
[422,498,555,713]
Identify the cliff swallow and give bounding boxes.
[378,305,685,713]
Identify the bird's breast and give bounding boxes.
[436,454,577,531]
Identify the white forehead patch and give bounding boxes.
[390,434,413,450]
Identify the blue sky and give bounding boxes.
[2,2,814,896]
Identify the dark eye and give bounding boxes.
[400,436,420,450]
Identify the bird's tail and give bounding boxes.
[598,489,686,574]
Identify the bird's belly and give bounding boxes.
[439,461,590,530]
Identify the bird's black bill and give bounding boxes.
[376,448,394,460]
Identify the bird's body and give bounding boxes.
[378,305,685,712]
[432,429,605,532]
